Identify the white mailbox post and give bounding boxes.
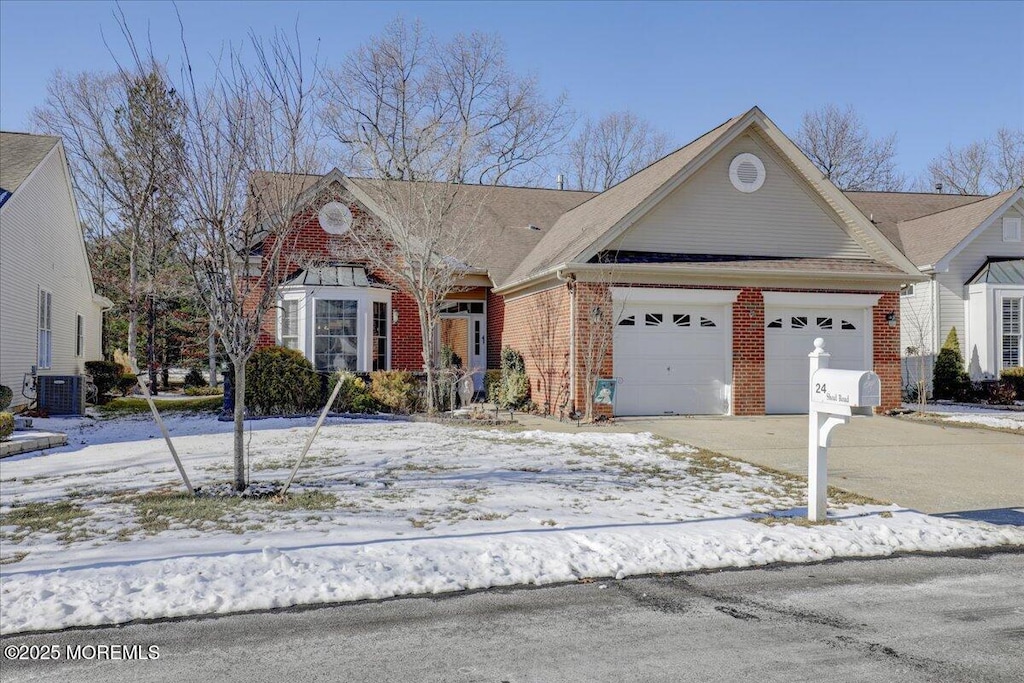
[807,338,881,522]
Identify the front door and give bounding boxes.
[439,314,487,392]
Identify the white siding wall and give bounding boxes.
[899,279,936,391]
[0,146,104,407]
[935,206,1024,369]
[615,134,870,259]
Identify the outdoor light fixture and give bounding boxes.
[886,311,897,327]
[392,309,399,325]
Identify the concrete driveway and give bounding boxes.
[516,413,1023,516]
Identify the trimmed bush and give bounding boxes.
[184,385,224,397]
[0,412,13,442]
[370,370,419,414]
[183,367,206,389]
[497,347,529,408]
[85,360,124,398]
[245,347,324,416]
[932,328,970,400]
[1000,366,1024,400]
[501,347,525,374]
[985,380,1017,405]
[329,372,379,413]
[0,385,12,412]
[484,370,502,403]
[117,374,138,397]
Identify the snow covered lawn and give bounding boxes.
[1,415,1021,635]
[904,403,1024,431]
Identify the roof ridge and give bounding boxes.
[844,189,989,198]
[897,188,1016,225]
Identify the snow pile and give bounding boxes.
[1,416,1021,634]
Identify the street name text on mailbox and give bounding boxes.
[811,368,881,410]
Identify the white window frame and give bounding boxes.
[900,284,914,297]
[38,290,52,369]
[76,313,84,357]
[278,299,300,351]
[1000,295,1023,368]
[277,285,391,372]
[1002,216,1022,243]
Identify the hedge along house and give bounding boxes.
[256,107,923,415]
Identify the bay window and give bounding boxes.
[314,299,358,372]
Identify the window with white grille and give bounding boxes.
[1003,216,1021,243]
[279,299,300,350]
[1002,297,1022,368]
[38,290,52,369]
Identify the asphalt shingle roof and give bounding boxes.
[0,131,59,195]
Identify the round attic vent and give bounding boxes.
[318,202,352,235]
[729,153,766,193]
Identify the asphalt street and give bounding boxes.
[2,551,1022,683]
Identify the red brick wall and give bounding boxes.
[251,189,435,372]
[732,288,765,415]
[872,291,901,412]
[574,282,614,417]
[486,290,505,370]
[501,285,572,413]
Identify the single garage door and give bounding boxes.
[765,307,870,414]
[613,302,730,415]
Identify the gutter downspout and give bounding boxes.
[556,269,576,412]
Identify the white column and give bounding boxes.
[808,337,830,522]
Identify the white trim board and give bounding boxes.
[762,292,882,308]
[609,287,742,305]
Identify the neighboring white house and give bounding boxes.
[0,131,111,409]
[848,187,1024,390]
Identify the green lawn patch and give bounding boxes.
[97,396,224,416]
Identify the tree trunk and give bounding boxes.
[233,358,247,491]
[127,238,139,363]
[147,292,158,395]
[418,300,436,414]
[208,319,218,387]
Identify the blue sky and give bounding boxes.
[2,1,1021,182]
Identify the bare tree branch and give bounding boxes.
[566,110,671,191]
[796,104,905,191]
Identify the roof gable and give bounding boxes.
[502,107,921,290]
[896,188,1023,269]
[610,131,870,260]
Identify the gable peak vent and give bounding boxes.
[729,153,766,193]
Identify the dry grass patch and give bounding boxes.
[0,501,94,543]
[751,515,837,528]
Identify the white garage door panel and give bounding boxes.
[613,303,730,416]
[765,308,869,414]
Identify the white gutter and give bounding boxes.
[555,268,576,412]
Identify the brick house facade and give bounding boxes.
[254,107,922,416]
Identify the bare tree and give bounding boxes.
[566,110,671,191]
[173,29,323,490]
[796,104,905,191]
[322,18,571,410]
[335,179,487,413]
[924,128,1023,195]
[34,65,185,376]
[899,287,934,411]
[926,140,990,195]
[321,17,572,185]
[990,127,1024,191]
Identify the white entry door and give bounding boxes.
[613,303,730,416]
[765,307,870,414]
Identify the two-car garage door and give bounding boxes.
[610,289,875,416]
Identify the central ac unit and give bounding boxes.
[37,375,86,415]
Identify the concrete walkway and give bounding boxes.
[513,413,1023,515]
